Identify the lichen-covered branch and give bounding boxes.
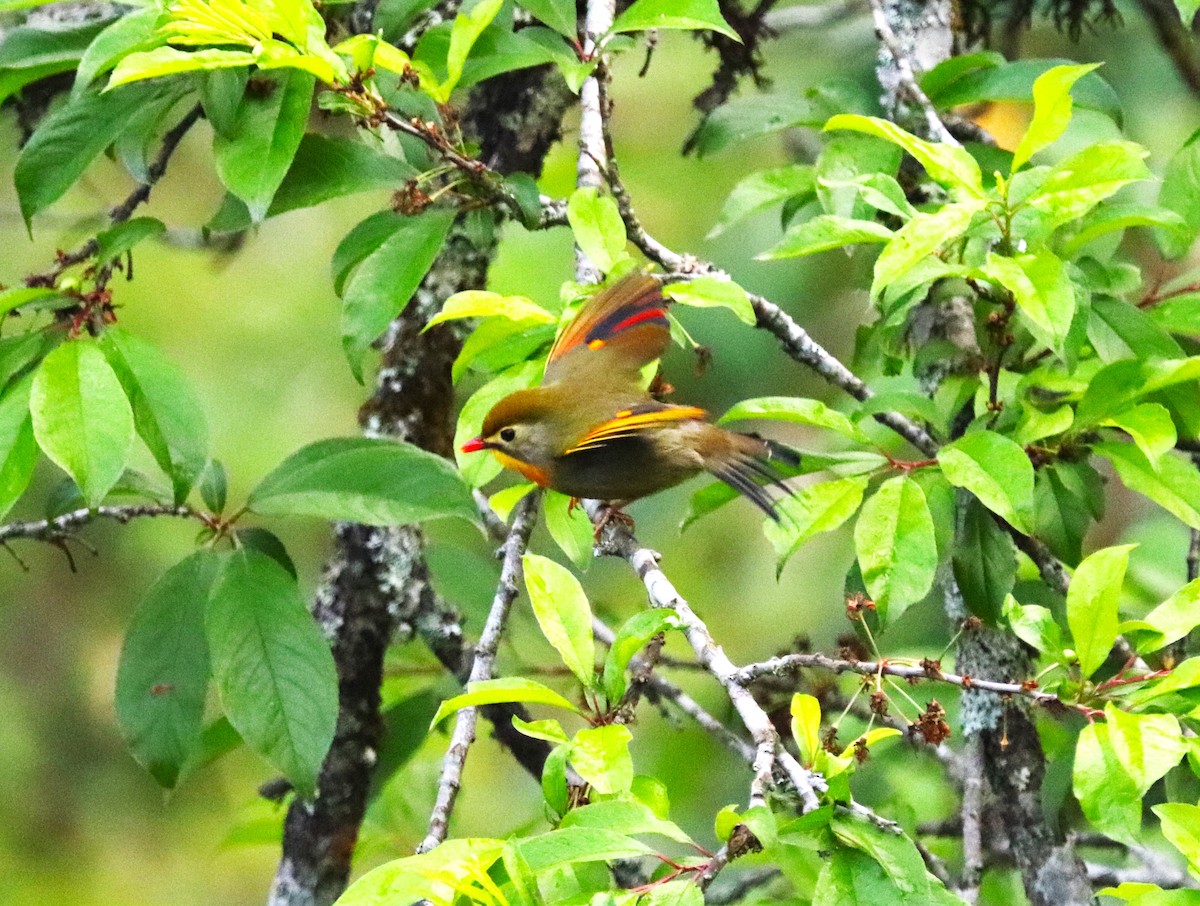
[586,501,823,813]
[268,63,573,906]
[735,650,1069,712]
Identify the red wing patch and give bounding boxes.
[547,272,667,368]
[564,405,707,454]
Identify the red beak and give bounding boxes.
[461,437,487,453]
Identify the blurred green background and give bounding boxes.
[1,7,1198,904]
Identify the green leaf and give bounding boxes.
[690,89,847,156]
[116,551,221,788]
[436,0,504,101]
[1125,577,1200,653]
[1075,719,1139,844]
[516,0,577,37]
[517,826,654,871]
[1090,295,1182,362]
[567,188,628,275]
[212,68,315,222]
[523,553,596,687]
[452,314,555,383]
[922,56,1122,125]
[981,249,1075,355]
[1075,704,1184,844]
[953,496,1016,624]
[15,84,174,227]
[1158,129,1200,259]
[108,46,257,88]
[0,373,36,520]
[338,208,457,378]
[758,214,893,260]
[338,838,507,906]
[1067,544,1134,679]
[663,277,755,325]
[1153,803,1200,876]
[1101,403,1176,465]
[72,6,162,95]
[1147,292,1200,336]
[237,527,298,579]
[1002,595,1063,655]
[207,134,419,232]
[764,476,869,574]
[610,0,739,40]
[200,460,228,514]
[822,816,960,905]
[426,291,556,330]
[30,340,135,507]
[1094,444,1200,530]
[543,489,594,568]
[430,677,582,727]
[94,217,166,264]
[1023,141,1151,228]
[718,396,868,442]
[854,476,937,624]
[602,608,680,703]
[559,799,694,845]
[1034,462,1100,564]
[872,200,984,297]
[937,431,1034,533]
[98,329,209,504]
[1061,204,1188,259]
[1076,358,1200,427]
[511,715,570,744]
[1011,64,1100,171]
[790,693,822,767]
[570,724,634,794]
[0,17,113,104]
[824,114,984,199]
[542,742,570,816]
[248,437,478,526]
[709,165,816,236]
[206,548,338,797]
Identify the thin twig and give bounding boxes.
[865,0,958,146]
[593,616,756,762]
[0,503,212,544]
[735,651,1069,712]
[27,104,203,287]
[417,490,541,853]
[575,0,615,283]
[959,735,985,903]
[586,501,823,813]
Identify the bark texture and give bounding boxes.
[267,65,574,906]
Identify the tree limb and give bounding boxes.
[417,491,541,852]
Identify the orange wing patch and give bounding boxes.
[565,405,708,454]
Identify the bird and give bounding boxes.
[460,271,800,529]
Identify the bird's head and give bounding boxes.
[460,389,560,487]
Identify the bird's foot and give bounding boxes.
[593,505,635,540]
[567,496,582,516]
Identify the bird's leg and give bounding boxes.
[567,496,582,515]
[593,504,636,540]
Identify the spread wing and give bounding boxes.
[564,402,707,454]
[544,271,670,384]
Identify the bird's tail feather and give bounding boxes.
[710,435,802,522]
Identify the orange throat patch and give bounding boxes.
[492,450,551,488]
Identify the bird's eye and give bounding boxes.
[499,427,516,442]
